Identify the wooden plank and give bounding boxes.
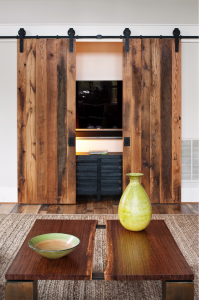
[192,203,199,210]
[10,204,26,214]
[131,39,142,175]
[122,39,133,189]
[36,39,47,203]
[38,204,49,214]
[22,205,40,214]
[154,204,169,214]
[106,200,114,214]
[0,204,16,214]
[56,205,64,214]
[160,39,172,203]
[66,39,76,204]
[25,39,36,204]
[181,204,195,214]
[165,204,176,214]
[171,40,181,203]
[94,208,108,214]
[6,220,97,280]
[112,206,118,214]
[172,204,193,214]
[57,39,67,202]
[87,201,94,213]
[76,203,87,214]
[186,203,198,214]
[57,204,77,214]
[17,40,27,203]
[46,39,58,203]
[105,220,194,281]
[93,201,102,209]
[141,39,151,196]
[47,205,59,214]
[151,204,160,214]
[150,39,161,203]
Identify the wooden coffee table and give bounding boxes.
[105,220,194,300]
[5,219,98,300]
[5,219,194,300]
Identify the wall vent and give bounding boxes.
[182,139,199,180]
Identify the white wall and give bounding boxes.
[181,41,199,139]
[76,42,122,81]
[0,25,198,202]
[76,139,123,153]
[0,41,17,202]
[0,0,198,25]
[181,41,199,202]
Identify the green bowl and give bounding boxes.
[28,233,80,259]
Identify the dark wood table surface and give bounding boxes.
[105,220,194,281]
[6,219,97,281]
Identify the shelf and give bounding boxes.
[76,152,122,156]
[76,137,122,139]
[76,129,123,139]
[76,129,123,131]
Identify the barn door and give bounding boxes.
[123,39,181,203]
[17,39,76,204]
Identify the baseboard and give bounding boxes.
[181,202,199,204]
[0,187,17,203]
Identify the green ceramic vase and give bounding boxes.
[118,173,152,231]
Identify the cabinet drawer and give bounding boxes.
[101,180,122,192]
[101,164,122,177]
[76,163,97,177]
[77,187,97,192]
[101,170,122,177]
[101,164,122,170]
[77,179,97,189]
[76,157,97,163]
[76,189,97,194]
[101,158,122,164]
[76,162,97,169]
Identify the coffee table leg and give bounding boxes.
[5,280,38,300]
[162,280,194,300]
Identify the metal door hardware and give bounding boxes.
[0,27,196,54]
[18,28,26,53]
[68,137,75,146]
[68,28,75,53]
[173,28,181,53]
[124,137,130,146]
[123,28,131,52]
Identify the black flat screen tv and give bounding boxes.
[76,81,122,129]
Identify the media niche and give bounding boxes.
[76,81,122,138]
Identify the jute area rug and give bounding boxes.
[0,214,198,300]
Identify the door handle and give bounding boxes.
[68,137,75,146]
[124,137,130,146]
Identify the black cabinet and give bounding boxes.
[76,153,122,201]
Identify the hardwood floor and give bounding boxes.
[0,198,198,214]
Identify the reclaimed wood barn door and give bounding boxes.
[123,39,181,203]
[17,39,76,204]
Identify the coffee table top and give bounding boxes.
[105,220,194,281]
[6,219,97,281]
